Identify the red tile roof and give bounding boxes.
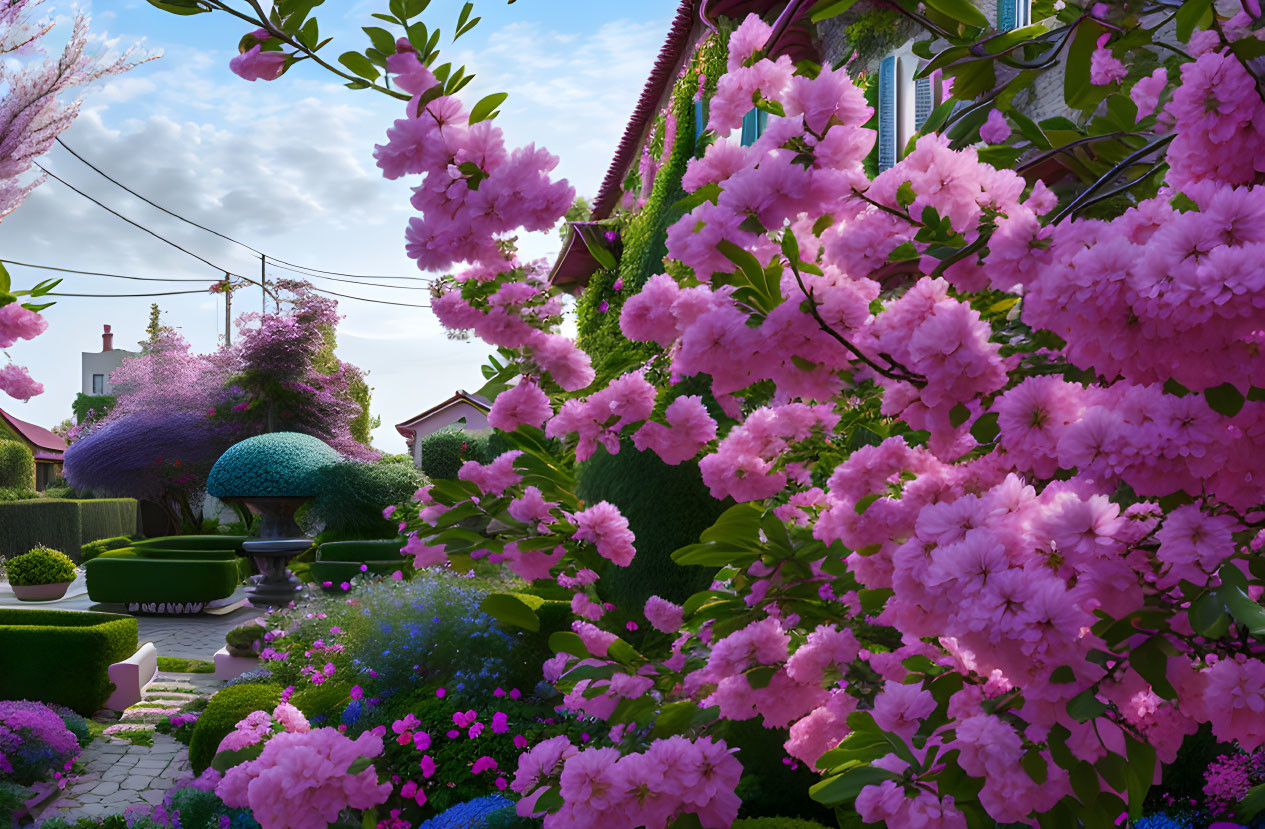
[0,408,66,459]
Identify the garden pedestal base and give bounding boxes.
[242,538,310,609]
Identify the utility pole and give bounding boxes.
[261,253,267,314]
[224,273,233,347]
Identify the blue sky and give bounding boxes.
[1,0,678,449]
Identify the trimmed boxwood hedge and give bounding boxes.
[85,553,248,604]
[80,535,133,563]
[315,540,405,563]
[188,683,282,774]
[0,608,138,714]
[132,535,249,553]
[419,428,500,480]
[0,441,34,490]
[0,498,138,562]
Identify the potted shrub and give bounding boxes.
[224,622,265,657]
[6,546,78,601]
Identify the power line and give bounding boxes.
[263,260,432,290]
[304,285,430,308]
[1,259,213,282]
[55,138,432,283]
[48,289,212,297]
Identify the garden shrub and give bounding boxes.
[502,594,573,692]
[0,486,37,502]
[719,719,839,825]
[307,459,425,538]
[206,432,342,499]
[224,622,265,655]
[85,554,245,604]
[187,683,282,774]
[132,535,248,553]
[418,427,497,480]
[0,440,34,491]
[71,392,117,424]
[4,546,76,585]
[288,681,350,725]
[576,438,727,610]
[0,609,137,714]
[732,819,834,829]
[0,782,27,829]
[79,535,132,563]
[0,498,138,562]
[47,703,93,748]
[222,668,274,689]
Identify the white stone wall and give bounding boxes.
[81,349,137,396]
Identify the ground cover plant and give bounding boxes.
[18,0,1265,826]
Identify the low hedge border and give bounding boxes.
[80,536,133,563]
[85,554,247,605]
[188,683,282,774]
[0,499,138,562]
[315,540,405,563]
[0,608,138,714]
[132,536,249,553]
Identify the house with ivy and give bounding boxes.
[551,0,1079,325]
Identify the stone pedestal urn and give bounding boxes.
[207,432,342,609]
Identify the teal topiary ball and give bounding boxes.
[207,432,342,498]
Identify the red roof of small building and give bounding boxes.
[0,408,66,460]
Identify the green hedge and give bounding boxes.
[576,440,727,611]
[85,554,247,604]
[188,683,282,774]
[0,441,34,491]
[0,608,138,714]
[307,460,425,538]
[0,498,137,562]
[80,536,133,563]
[133,535,249,553]
[309,560,411,588]
[316,540,405,563]
[419,428,499,480]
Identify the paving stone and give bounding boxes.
[140,789,167,805]
[120,776,149,791]
[90,781,120,796]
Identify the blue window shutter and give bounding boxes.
[997,0,1017,31]
[914,76,933,131]
[878,56,897,171]
[694,99,707,142]
[740,108,759,146]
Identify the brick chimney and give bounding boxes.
[102,324,114,352]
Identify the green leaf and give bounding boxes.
[672,183,722,214]
[896,181,917,208]
[854,493,881,514]
[858,588,892,615]
[371,13,401,24]
[480,593,540,632]
[338,51,380,80]
[812,214,835,236]
[781,231,801,266]
[1066,688,1108,723]
[468,91,509,125]
[210,742,264,772]
[1128,637,1176,700]
[346,756,373,775]
[1050,665,1076,684]
[1065,20,1109,110]
[1224,586,1265,636]
[363,26,397,55]
[1022,749,1048,784]
[924,0,988,28]
[809,765,900,806]
[1189,591,1231,639]
[548,631,588,659]
[1124,734,1156,820]
[1176,0,1213,42]
[948,402,971,428]
[0,262,10,295]
[455,1,474,32]
[1240,783,1265,821]
[887,242,919,262]
[146,0,209,14]
[970,411,999,443]
[652,701,717,738]
[1204,382,1245,417]
[809,0,861,23]
[403,0,430,17]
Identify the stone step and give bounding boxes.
[119,707,179,724]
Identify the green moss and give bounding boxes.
[206,432,341,498]
[0,440,34,490]
[80,535,133,563]
[188,683,282,774]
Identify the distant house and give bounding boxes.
[395,391,491,469]
[81,324,137,397]
[0,408,66,490]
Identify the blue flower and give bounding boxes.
[416,795,513,829]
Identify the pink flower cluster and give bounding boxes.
[216,728,391,829]
[512,735,741,828]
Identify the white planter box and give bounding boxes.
[213,646,260,681]
[105,641,158,711]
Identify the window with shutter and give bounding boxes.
[914,76,933,131]
[739,108,770,147]
[878,55,898,171]
[997,0,1017,31]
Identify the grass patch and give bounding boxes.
[112,729,154,747]
[156,656,214,674]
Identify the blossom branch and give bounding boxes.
[787,260,927,386]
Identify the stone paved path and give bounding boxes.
[36,674,234,819]
[137,604,262,659]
